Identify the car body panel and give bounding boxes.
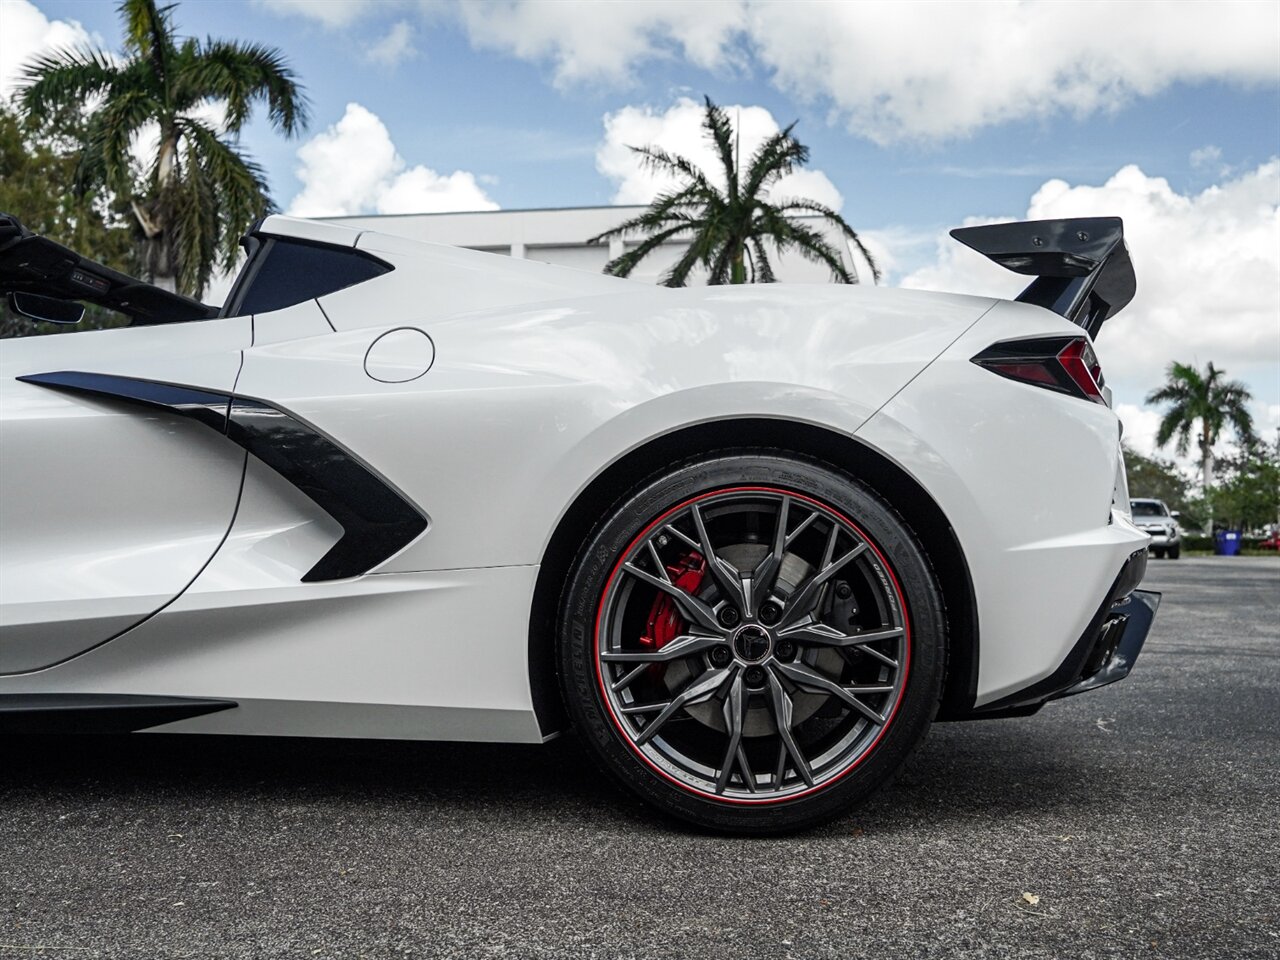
[0,214,1150,740]
[241,280,995,574]
[855,300,1148,704]
[0,317,250,673]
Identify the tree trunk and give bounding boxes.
[1201,444,1215,490]
[149,265,177,294]
[730,243,746,284]
[144,132,179,294]
[1201,421,1215,531]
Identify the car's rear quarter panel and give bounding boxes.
[856,300,1148,705]
[302,276,996,574]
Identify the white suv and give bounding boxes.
[1131,498,1182,559]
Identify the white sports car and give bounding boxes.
[0,212,1158,833]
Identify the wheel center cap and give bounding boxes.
[733,624,773,664]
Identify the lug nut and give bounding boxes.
[718,606,741,627]
[775,640,796,661]
[835,582,852,600]
[710,646,733,667]
[744,666,766,687]
[759,601,781,625]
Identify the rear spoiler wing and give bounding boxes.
[950,217,1135,338]
[0,213,217,324]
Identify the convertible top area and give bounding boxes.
[0,213,218,324]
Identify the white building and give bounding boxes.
[318,205,875,286]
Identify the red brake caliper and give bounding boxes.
[641,551,707,669]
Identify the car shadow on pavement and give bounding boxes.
[1,716,1115,835]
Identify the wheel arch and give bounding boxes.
[527,417,980,736]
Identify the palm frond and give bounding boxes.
[753,205,854,282]
[628,144,717,196]
[166,147,216,295]
[600,223,694,279]
[749,236,777,283]
[18,48,123,123]
[179,38,309,135]
[742,124,806,200]
[663,223,722,287]
[772,197,881,283]
[700,96,738,200]
[120,0,175,74]
[587,188,707,244]
[1155,403,1193,456]
[170,115,271,292]
[1217,379,1257,447]
[1143,383,1187,406]
[83,77,159,192]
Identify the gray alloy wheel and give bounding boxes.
[559,452,946,834]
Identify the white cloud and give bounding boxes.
[455,0,746,88]
[0,0,96,101]
[1190,145,1223,170]
[288,102,498,216]
[1114,402,1167,460]
[899,160,1280,414]
[597,97,844,210]
[748,1,1279,143]
[856,226,939,286]
[366,19,417,66]
[256,0,378,28]
[451,0,1276,143]
[253,2,1278,142]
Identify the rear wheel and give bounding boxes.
[557,452,946,834]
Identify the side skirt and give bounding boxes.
[0,694,236,733]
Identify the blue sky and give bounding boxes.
[29,0,1280,225]
[7,0,1280,454]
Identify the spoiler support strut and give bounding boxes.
[950,217,1136,338]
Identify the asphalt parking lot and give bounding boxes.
[2,556,1277,959]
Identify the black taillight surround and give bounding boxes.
[971,336,1106,404]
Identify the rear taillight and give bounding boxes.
[971,336,1106,404]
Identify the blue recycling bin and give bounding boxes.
[1214,530,1243,556]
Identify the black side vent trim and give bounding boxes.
[17,371,428,581]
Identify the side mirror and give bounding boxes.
[7,291,85,325]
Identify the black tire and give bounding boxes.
[557,451,947,834]
[1153,548,1166,559]
[1168,545,1181,560]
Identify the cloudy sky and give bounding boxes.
[4,0,1278,461]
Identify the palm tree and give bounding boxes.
[1146,361,1256,492]
[589,97,879,287]
[18,0,308,297]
